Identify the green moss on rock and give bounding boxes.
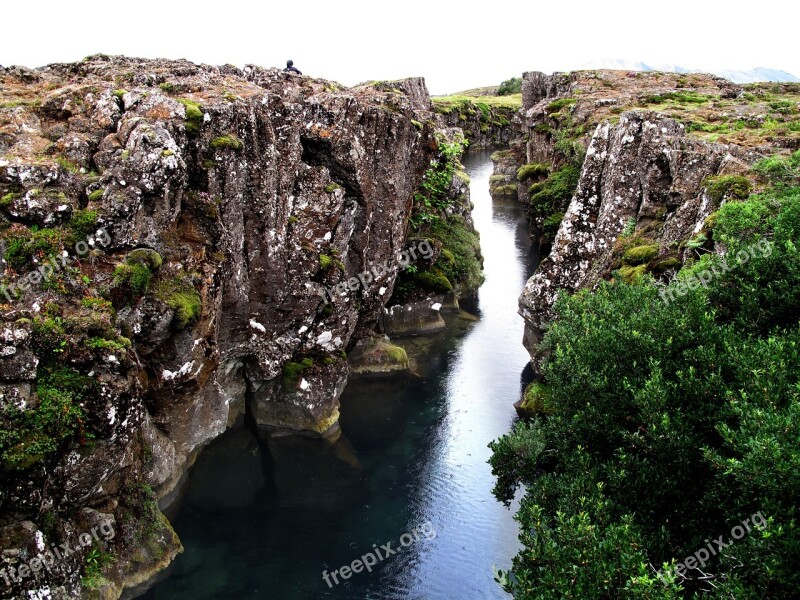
[178,98,203,135]
[622,244,659,265]
[210,134,242,151]
[704,174,753,203]
[516,162,550,181]
[155,276,202,330]
[282,357,314,388]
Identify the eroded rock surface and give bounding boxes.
[0,55,445,598]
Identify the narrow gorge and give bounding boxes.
[2,54,799,600]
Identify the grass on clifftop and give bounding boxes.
[432,94,522,113]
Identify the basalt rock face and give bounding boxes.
[518,109,758,362]
[0,55,438,598]
[501,70,784,365]
[435,108,515,149]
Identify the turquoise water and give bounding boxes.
[142,149,537,599]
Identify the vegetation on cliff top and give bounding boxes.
[490,154,800,598]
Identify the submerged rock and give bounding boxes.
[347,335,410,377]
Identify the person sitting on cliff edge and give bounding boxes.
[283,60,302,75]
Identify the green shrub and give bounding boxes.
[546,97,577,114]
[520,382,552,414]
[752,150,800,185]
[411,133,468,227]
[87,189,105,202]
[497,77,522,96]
[489,178,800,598]
[324,182,341,193]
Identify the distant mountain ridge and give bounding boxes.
[577,59,799,84]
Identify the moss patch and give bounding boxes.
[154,276,201,330]
[177,99,203,135]
[622,244,659,265]
[517,162,550,181]
[282,357,314,388]
[210,134,242,151]
[704,174,753,204]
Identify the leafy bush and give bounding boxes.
[490,177,800,598]
[1,366,92,472]
[497,77,522,96]
[529,164,580,216]
[752,150,800,185]
[411,133,468,228]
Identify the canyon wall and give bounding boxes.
[501,70,798,363]
[0,55,455,598]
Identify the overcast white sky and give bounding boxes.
[1,0,797,95]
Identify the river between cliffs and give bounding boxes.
[142,150,538,600]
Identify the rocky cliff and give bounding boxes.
[432,94,520,149]
[504,69,800,364]
[0,55,466,599]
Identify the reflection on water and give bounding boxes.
[143,149,536,599]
